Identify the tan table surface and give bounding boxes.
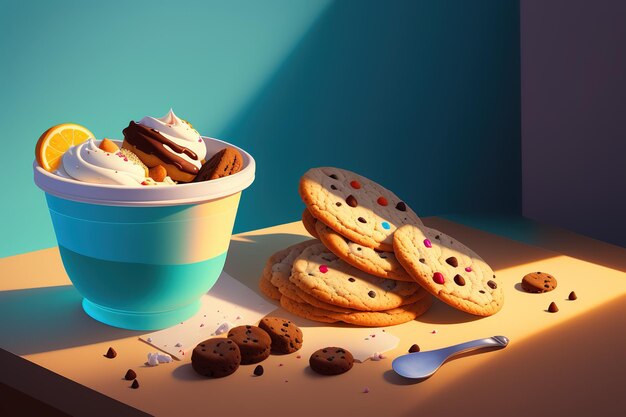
[1,217,625,417]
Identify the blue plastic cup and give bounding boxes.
[34,138,255,330]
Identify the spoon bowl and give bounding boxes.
[392,335,509,379]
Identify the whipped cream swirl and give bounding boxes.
[60,139,147,185]
[137,109,207,170]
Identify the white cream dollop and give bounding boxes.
[138,109,207,169]
[61,139,147,185]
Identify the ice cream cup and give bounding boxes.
[33,137,255,330]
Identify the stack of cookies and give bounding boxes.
[259,167,504,326]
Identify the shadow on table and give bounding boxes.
[0,286,142,356]
[394,294,626,417]
[225,232,312,290]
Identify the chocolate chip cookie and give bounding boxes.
[521,272,557,293]
[299,167,422,251]
[258,317,303,354]
[309,347,354,375]
[191,338,241,378]
[227,325,272,364]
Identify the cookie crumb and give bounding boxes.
[146,337,152,343]
[253,365,264,376]
[548,302,559,313]
[104,347,117,359]
[124,369,137,380]
[431,330,437,334]
[408,344,420,353]
[131,379,139,389]
[296,355,302,359]
[363,387,370,393]
[568,291,577,300]
[174,343,182,347]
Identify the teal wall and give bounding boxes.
[0,0,520,258]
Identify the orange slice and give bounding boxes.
[35,123,95,172]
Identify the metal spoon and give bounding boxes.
[392,335,509,379]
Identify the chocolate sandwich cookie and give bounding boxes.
[194,147,243,182]
[227,325,272,364]
[309,347,354,375]
[521,272,557,293]
[191,338,241,378]
[258,317,303,354]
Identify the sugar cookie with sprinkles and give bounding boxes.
[299,167,422,252]
[314,220,413,281]
[393,224,503,316]
[290,243,424,312]
[258,239,318,301]
[279,293,433,327]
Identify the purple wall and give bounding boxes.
[521,0,626,248]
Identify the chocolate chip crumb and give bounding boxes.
[131,379,139,389]
[329,174,338,179]
[104,347,117,359]
[548,302,559,313]
[408,344,420,353]
[124,369,137,380]
[395,202,407,211]
[568,291,577,300]
[253,365,264,376]
[368,290,376,298]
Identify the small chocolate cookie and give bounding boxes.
[309,347,354,375]
[258,317,303,354]
[194,147,243,182]
[191,338,241,378]
[227,325,272,364]
[521,272,557,293]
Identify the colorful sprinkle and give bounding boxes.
[433,272,445,284]
[377,196,388,206]
[423,239,432,248]
[465,266,472,272]
[350,180,361,189]
[319,265,329,273]
[381,221,391,230]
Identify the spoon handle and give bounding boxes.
[437,335,509,361]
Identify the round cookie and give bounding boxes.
[301,208,319,238]
[309,347,354,375]
[193,147,243,182]
[299,167,423,251]
[521,272,557,293]
[191,338,241,378]
[393,224,503,317]
[315,220,412,281]
[258,317,303,354]
[227,325,272,364]
[290,243,423,312]
[280,294,432,327]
